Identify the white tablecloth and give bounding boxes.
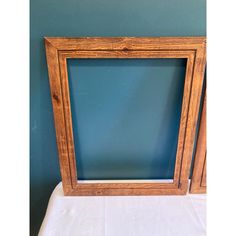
[39,182,206,236]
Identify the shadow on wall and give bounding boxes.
[30,39,61,235]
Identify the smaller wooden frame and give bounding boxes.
[190,90,207,193]
[45,37,206,196]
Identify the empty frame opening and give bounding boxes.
[67,58,187,180]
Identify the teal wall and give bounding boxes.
[68,58,186,180]
[30,0,206,235]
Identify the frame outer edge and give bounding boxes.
[190,90,207,194]
[44,37,206,196]
[180,43,206,193]
[45,39,73,193]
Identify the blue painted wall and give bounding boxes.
[68,59,186,180]
[30,0,206,234]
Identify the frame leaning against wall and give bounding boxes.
[190,89,207,194]
[45,37,206,196]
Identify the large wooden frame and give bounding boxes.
[45,37,206,196]
[190,90,206,193]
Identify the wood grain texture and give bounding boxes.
[45,37,206,196]
[58,55,78,188]
[173,51,195,186]
[45,37,206,51]
[201,157,207,187]
[45,40,73,194]
[179,44,206,191]
[66,187,187,196]
[190,90,207,194]
[58,50,194,59]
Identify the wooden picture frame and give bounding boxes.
[45,37,206,196]
[190,90,206,194]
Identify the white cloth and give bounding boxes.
[39,182,206,236]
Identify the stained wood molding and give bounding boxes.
[45,37,206,196]
[190,90,207,194]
